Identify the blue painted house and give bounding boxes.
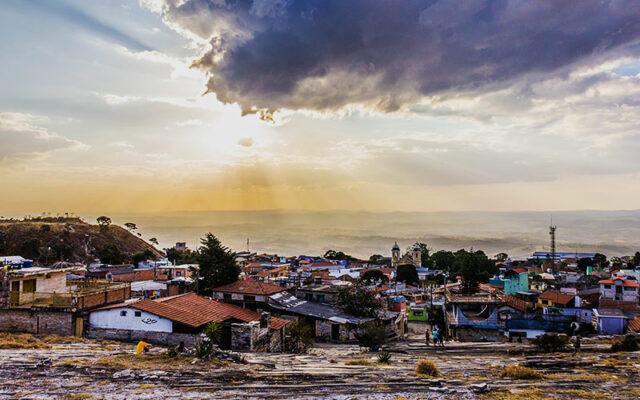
[593,308,629,335]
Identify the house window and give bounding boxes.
[120,310,127,317]
[244,295,256,302]
[413,310,423,316]
[604,285,611,289]
[135,311,142,317]
[317,295,325,303]
[223,293,232,300]
[305,293,313,301]
[176,271,182,277]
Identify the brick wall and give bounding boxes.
[0,309,74,335]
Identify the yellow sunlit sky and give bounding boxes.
[2,0,640,216]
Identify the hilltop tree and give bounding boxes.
[324,249,356,262]
[196,233,240,295]
[149,237,159,246]
[96,216,111,232]
[495,252,509,262]
[124,222,137,232]
[368,254,384,264]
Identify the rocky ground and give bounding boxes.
[0,334,639,399]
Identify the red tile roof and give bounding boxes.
[213,281,287,296]
[511,268,527,274]
[598,277,640,288]
[212,280,287,295]
[96,292,289,330]
[628,317,640,333]
[502,295,531,313]
[539,290,575,305]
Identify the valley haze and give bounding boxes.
[77,209,640,259]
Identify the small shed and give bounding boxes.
[593,308,629,335]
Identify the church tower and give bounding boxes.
[391,242,400,267]
[412,243,422,268]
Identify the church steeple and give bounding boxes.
[391,242,400,267]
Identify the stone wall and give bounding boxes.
[453,326,507,342]
[0,309,74,335]
[231,318,283,352]
[86,327,199,347]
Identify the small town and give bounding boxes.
[4,1,640,399]
[1,216,640,399]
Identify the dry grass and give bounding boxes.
[480,388,548,400]
[499,365,544,380]
[63,394,93,400]
[0,333,51,350]
[139,384,157,389]
[41,335,90,344]
[345,358,373,366]
[556,389,609,400]
[415,360,440,377]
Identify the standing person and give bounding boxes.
[432,329,439,347]
[439,330,445,347]
[425,329,430,346]
[573,335,581,354]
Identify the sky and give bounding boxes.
[2,0,640,216]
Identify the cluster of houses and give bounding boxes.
[2,243,640,352]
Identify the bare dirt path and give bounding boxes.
[1,336,639,399]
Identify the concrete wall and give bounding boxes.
[86,327,198,347]
[453,326,506,342]
[89,308,173,333]
[0,309,74,335]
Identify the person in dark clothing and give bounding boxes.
[425,330,430,346]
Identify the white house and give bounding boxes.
[598,277,639,303]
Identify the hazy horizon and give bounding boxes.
[36,209,636,260]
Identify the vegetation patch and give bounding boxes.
[532,334,569,353]
[377,351,392,365]
[610,334,639,352]
[345,358,373,366]
[499,365,544,380]
[415,360,440,377]
[0,333,51,350]
[63,394,93,400]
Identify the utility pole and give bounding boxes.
[549,216,557,273]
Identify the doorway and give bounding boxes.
[331,324,340,341]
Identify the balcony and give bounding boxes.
[9,280,130,310]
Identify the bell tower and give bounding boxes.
[412,243,421,268]
[391,242,400,267]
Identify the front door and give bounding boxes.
[10,281,20,306]
[220,325,232,350]
[331,324,340,341]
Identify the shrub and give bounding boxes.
[356,322,387,351]
[532,334,569,352]
[166,346,180,358]
[499,365,544,380]
[610,334,639,352]
[285,320,314,354]
[194,341,211,359]
[415,360,440,377]
[377,352,392,365]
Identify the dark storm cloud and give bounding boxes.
[154,0,640,115]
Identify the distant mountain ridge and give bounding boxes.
[0,218,163,264]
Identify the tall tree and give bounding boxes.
[124,222,137,232]
[96,242,125,265]
[429,250,455,271]
[361,269,388,284]
[149,237,159,246]
[335,282,385,318]
[396,264,420,285]
[196,233,240,295]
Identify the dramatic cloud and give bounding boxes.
[146,0,640,116]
